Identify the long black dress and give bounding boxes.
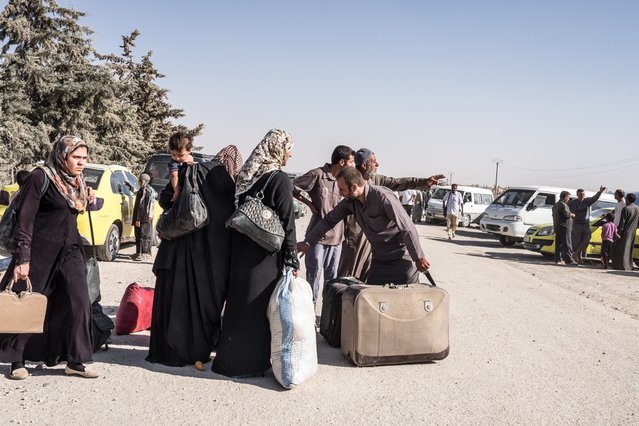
[612,204,639,271]
[0,168,93,365]
[212,171,298,377]
[146,161,235,366]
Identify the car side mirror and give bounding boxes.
[526,204,537,211]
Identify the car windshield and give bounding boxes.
[493,189,535,207]
[146,160,171,181]
[430,188,449,200]
[83,168,103,190]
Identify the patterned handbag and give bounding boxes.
[226,172,285,254]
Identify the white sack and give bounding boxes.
[268,268,317,389]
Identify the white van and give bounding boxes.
[479,186,616,246]
[425,185,494,227]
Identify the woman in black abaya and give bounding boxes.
[1,135,96,380]
[212,129,300,378]
[146,145,241,366]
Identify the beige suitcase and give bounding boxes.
[341,282,449,366]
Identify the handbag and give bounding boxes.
[226,172,285,254]
[156,164,209,240]
[0,277,48,334]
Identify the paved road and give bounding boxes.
[1,217,637,425]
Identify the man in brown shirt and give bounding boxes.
[337,148,444,281]
[293,145,355,301]
[298,167,430,285]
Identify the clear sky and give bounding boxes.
[61,0,637,192]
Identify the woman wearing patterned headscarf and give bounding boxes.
[213,145,244,182]
[0,135,98,380]
[213,129,300,378]
[147,136,238,368]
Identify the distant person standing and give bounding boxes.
[568,186,605,264]
[612,193,639,271]
[613,189,625,227]
[131,173,156,261]
[399,189,416,217]
[552,190,576,266]
[442,184,463,240]
[599,213,619,269]
[411,190,424,223]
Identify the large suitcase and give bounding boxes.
[341,282,449,366]
[320,277,364,347]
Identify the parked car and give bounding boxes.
[425,185,494,227]
[480,186,616,246]
[523,209,639,264]
[143,152,215,194]
[81,164,161,261]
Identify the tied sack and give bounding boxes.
[226,172,285,254]
[0,278,47,334]
[156,164,208,240]
[115,283,155,335]
[268,268,317,389]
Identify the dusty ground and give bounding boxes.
[1,215,638,425]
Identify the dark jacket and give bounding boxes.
[552,200,573,231]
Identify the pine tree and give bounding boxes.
[97,31,203,157]
[0,0,148,175]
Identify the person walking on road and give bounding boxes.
[442,184,463,240]
[0,135,98,380]
[552,190,577,266]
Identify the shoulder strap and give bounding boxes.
[257,171,279,197]
[40,173,50,196]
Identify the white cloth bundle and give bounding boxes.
[268,268,317,389]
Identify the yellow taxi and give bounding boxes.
[523,211,639,263]
[0,183,19,218]
[81,164,161,261]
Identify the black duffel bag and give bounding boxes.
[156,164,209,240]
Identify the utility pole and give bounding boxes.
[492,159,502,193]
[449,171,453,185]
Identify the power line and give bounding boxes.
[501,161,639,178]
[503,155,639,172]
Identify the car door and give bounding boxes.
[524,192,557,225]
[110,171,135,239]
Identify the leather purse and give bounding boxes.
[0,277,48,334]
[226,172,285,254]
[156,164,209,240]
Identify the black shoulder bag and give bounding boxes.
[226,171,285,254]
[156,164,209,240]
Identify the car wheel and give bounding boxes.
[461,214,471,228]
[97,224,120,261]
[499,236,517,247]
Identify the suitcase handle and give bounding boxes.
[422,270,437,287]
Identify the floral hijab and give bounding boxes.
[40,135,89,212]
[213,145,244,181]
[234,129,293,206]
